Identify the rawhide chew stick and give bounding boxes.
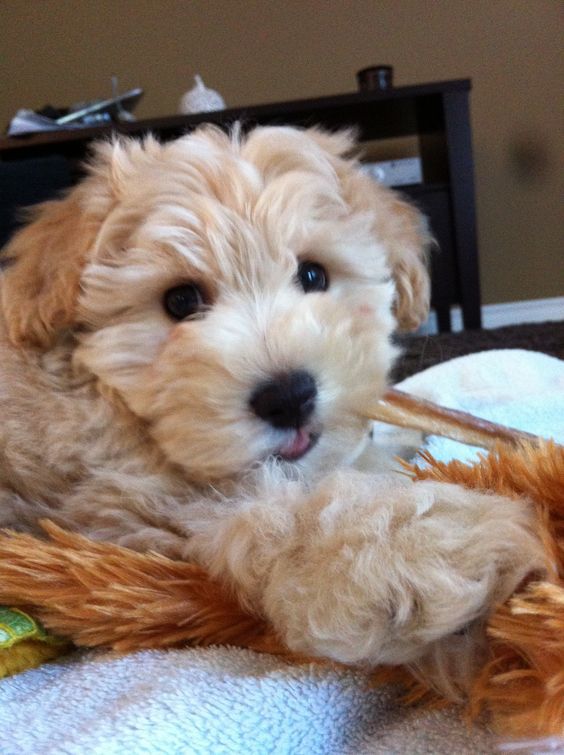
[366,388,539,450]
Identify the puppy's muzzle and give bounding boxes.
[250,370,317,429]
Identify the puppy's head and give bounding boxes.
[1,126,430,481]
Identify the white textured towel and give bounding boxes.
[398,348,564,462]
[0,349,562,755]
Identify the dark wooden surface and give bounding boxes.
[0,79,469,157]
[0,78,482,330]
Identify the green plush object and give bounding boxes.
[0,606,70,678]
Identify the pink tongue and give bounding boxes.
[279,429,311,460]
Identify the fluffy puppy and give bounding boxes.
[0,126,543,696]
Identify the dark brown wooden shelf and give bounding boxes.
[0,78,481,330]
[0,79,468,156]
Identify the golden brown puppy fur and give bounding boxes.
[0,126,545,695]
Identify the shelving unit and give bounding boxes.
[0,78,482,330]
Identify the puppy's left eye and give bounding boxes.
[296,261,329,293]
[163,284,205,320]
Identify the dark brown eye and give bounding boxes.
[297,261,329,293]
[163,284,205,320]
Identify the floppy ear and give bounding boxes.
[1,192,102,348]
[360,176,431,332]
[306,129,431,332]
[336,168,431,332]
[0,139,142,349]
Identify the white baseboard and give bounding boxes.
[422,296,564,334]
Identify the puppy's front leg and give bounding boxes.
[187,470,544,673]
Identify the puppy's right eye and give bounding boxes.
[296,261,329,293]
[163,284,205,320]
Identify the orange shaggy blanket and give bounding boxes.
[0,440,562,738]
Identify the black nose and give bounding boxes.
[249,370,317,429]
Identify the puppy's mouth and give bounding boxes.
[275,428,319,462]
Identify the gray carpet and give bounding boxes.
[393,320,564,383]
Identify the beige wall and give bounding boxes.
[2,0,562,305]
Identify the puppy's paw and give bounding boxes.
[261,473,544,670]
